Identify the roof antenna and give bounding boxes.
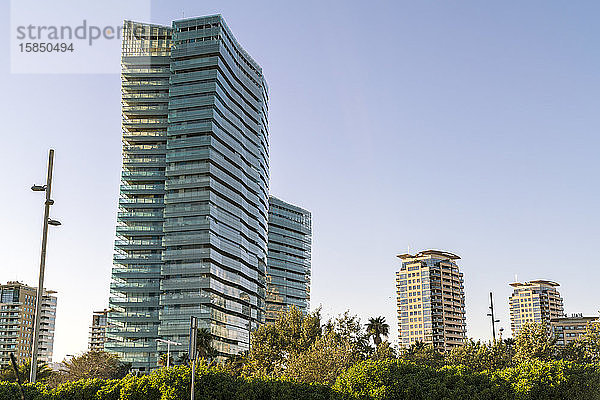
[182,10,185,18]
[407,244,410,255]
[514,274,518,283]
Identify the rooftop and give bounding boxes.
[550,315,598,322]
[397,250,461,261]
[510,279,560,288]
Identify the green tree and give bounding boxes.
[400,341,445,369]
[63,351,130,381]
[447,339,512,371]
[222,351,247,376]
[559,340,587,363]
[324,311,372,359]
[578,321,600,363]
[372,340,397,361]
[244,306,322,377]
[0,359,52,383]
[514,322,556,363]
[561,321,600,364]
[285,330,360,385]
[365,316,390,347]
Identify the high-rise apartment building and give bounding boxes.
[396,250,466,352]
[107,15,269,371]
[266,196,311,323]
[551,314,598,347]
[89,309,110,352]
[0,282,57,367]
[509,280,564,336]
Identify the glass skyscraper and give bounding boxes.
[266,196,312,323]
[107,15,269,371]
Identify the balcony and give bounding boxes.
[118,198,164,209]
[121,171,165,181]
[115,225,163,236]
[111,268,160,279]
[123,119,168,129]
[162,248,210,261]
[122,92,169,101]
[114,240,163,250]
[119,184,165,196]
[160,278,209,291]
[122,159,166,168]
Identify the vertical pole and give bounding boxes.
[489,292,496,341]
[247,321,251,353]
[191,348,195,400]
[30,149,54,383]
[190,316,197,400]
[167,341,170,368]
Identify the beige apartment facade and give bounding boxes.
[551,314,598,347]
[509,280,564,336]
[396,250,466,352]
[0,281,57,367]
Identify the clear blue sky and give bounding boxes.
[1,0,599,361]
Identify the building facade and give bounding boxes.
[0,282,57,367]
[509,280,564,336]
[266,196,311,323]
[89,309,110,351]
[396,250,466,352]
[107,15,269,371]
[550,314,598,347]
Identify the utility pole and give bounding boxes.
[487,292,500,341]
[30,149,60,383]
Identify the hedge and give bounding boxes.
[333,359,600,400]
[0,363,343,400]
[1,360,599,400]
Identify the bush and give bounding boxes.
[335,359,600,400]
[0,363,342,400]
[0,359,597,400]
[334,359,511,400]
[494,359,600,400]
[0,381,22,400]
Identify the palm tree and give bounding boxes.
[196,328,217,362]
[366,316,390,347]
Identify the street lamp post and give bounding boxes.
[30,149,60,383]
[487,292,500,341]
[155,338,181,368]
[189,316,198,400]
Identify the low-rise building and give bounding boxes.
[551,314,598,347]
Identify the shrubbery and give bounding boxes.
[0,362,343,400]
[1,359,599,400]
[334,359,600,400]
